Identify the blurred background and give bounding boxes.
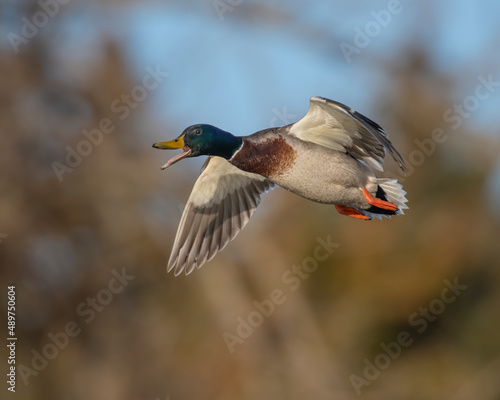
[1,1,500,399]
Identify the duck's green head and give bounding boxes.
[153,124,243,170]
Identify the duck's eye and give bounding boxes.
[195,129,201,135]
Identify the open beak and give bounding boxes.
[153,134,192,170]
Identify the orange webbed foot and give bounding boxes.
[361,188,398,211]
[335,205,371,220]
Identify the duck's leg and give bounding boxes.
[361,187,398,211]
[335,205,371,220]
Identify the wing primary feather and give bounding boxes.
[208,201,225,260]
[222,194,233,245]
[177,205,204,275]
[197,205,218,269]
[167,202,195,273]
[349,111,407,172]
[166,157,274,275]
[185,205,209,273]
[230,191,242,239]
[290,97,407,173]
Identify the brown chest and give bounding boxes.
[230,135,297,177]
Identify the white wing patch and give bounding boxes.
[289,97,406,172]
[167,157,274,275]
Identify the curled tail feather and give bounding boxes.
[363,179,408,220]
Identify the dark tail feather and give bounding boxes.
[363,179,408,220]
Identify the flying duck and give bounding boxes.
[153,97,408,275]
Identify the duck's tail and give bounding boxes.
[363,179,408,220]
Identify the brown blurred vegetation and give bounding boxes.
[1,2,500,400]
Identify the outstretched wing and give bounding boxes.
[168,156,274,275]
[289,96,406,172]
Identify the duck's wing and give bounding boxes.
[288,96,406,172]
[167,156,274,275]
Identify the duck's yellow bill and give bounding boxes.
[153,134,192,170]
[153,135,185,149]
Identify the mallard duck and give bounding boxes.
[153,97,408,275]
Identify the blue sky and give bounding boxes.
[2,0,499,199]
[110,0,500,134]
[5,0,495,136]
